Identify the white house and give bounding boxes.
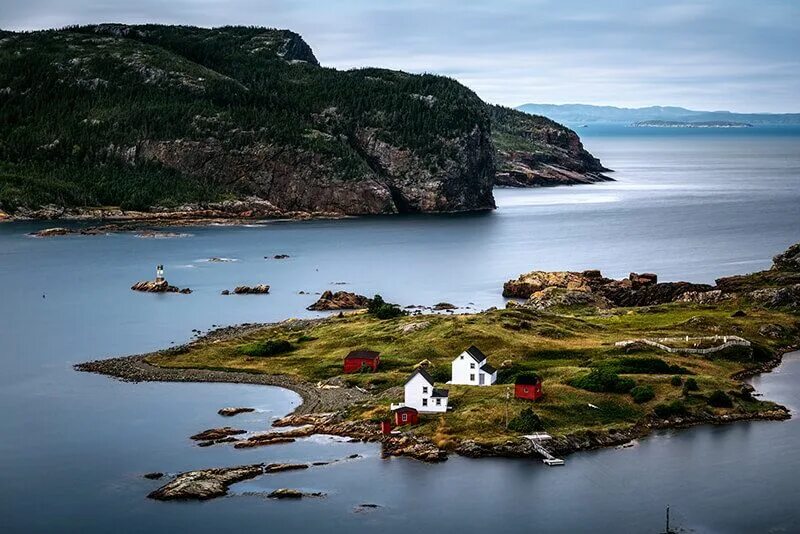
[396,368,449,413]
[451,345,497,386]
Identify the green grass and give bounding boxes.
[146,296,798,445]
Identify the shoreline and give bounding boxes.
[75,326,795,462]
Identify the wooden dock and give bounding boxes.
[523,434,565,466]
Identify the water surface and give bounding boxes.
[1,128,798,533]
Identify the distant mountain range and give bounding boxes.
[516,104,800,127]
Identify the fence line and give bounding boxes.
[614,335,750,355]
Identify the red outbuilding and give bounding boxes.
[343,350,380,374]
[393,406,419,426]
[515,373,543,401]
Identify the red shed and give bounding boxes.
[393,406,419,426]
[343,350,380,374]
[515,373,543,401]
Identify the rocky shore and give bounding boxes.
[77,345,793,464]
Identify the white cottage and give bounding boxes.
[399,368,449,413]
[451,345,497,386]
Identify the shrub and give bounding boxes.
[602,357,689,375]
[508,408,543,433]
[429,365,451,383]
[682,378,699,395]
[708,390,733,408]
[630,385,655,404]
[296,334,316,343]
[238,339,293,357]
[670,375,683,387]
[367,294,405,320]
[654,400,688,418]
[569,368,635,394]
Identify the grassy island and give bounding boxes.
[144,268,799,448]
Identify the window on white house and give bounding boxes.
[470,374,475,381]
[422,386,428,394]
[460,355,464,359]
[422,399,428,406]
[470,363,475,369]
[436,398,441,406]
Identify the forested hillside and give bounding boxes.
[0,24,606,218]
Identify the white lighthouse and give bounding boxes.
[156,265,164,282]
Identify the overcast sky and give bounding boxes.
[3,0,798,112]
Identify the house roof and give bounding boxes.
[345,350,380,360]
[405,367,435,386]
[393,406,418,414]
[480,362,497,374]
[515,373,542,385]
[464,345,487,363]
[431,388,449,398]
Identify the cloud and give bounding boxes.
[2,0,797,112]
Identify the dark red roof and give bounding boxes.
[344,350,380,360]
[515,373,542,385]
[393,406,418,413]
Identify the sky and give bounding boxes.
[2,0,799,112]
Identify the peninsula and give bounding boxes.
[78,243,800,461]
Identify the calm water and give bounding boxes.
[1,128,799,533]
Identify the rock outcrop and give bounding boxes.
[504,270,712,308]
[489,105,612,187]
[131,279,191,294]
[147,464,264,501]
[307,291,370,311]
[231,285,270,295]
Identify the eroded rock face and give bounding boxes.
[749,285,800,310]
[307,291,370,311]
[773,243,800,272]
[489,105,612,188]
[504,269,712,308]
[147,464,264,501]
[525,287,611,310]
[676,290,731,305]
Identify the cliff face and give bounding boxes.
[0,24,494,216]
[489,105,612,187]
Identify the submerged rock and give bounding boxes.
[218,407,255,417]
[307,291,370,311]
[143,472,164,480]
[147,464,264,501]
[268,488,324,499]
[264,463,309,473]
[190,427,246,441]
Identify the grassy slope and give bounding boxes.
[147,300,797,445]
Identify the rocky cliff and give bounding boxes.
[489,105,612,187]
[0,24,494,217]
[0,25,608,219]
